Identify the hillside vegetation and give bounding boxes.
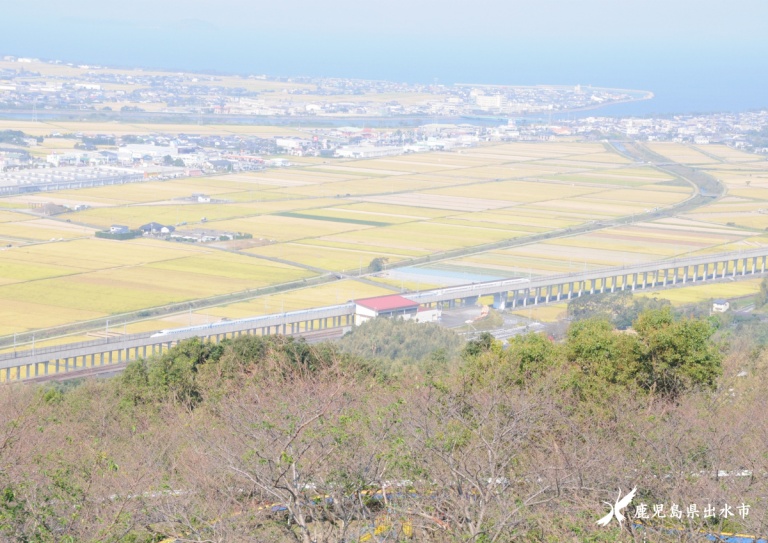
[335,317,463,373]
[0,309,765,542]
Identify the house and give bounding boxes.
[335,146,404,159]
[169,228,236,243]
[416,306,441,323]
[266,158,290,167]
[139,222,175,234]
[206,159,233,170]
[712,299,729,313]
[354,295,420,326]
[275,137,311,150]
[110,225,129,234]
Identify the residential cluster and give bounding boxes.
[1,108,767,195]
[0,56,645,118]
[565,111,768,152]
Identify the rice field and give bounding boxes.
[191,280,393,321]
[245,243,407,272]
[646,143,719,164]
[511,304,568,323]
[0,237,314,333]
[439,218,755,279]
[0,138,747,341]
[637,278,762,306]
[693,145,762,162]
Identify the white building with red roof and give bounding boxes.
[354,294,442,325]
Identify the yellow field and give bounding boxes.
[646,143,719,164]
[196,280,393,321]
[637,278,761,306]
[321,220,516,253]
[511,304,567,323]
[427,179,605,203]
[0,237,313,333]
[56,179,243,204]
[585,188,691,205]
[296,238,429,257]
[367,277,444,291]
[0,136,755,341]
[246,243,406,271]
[443,219,753,279]
[693,145,761,162]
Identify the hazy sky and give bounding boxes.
[2,0,767,112]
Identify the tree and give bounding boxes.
[565,309,723,398]
[566,317,643,393]
[337,316,462,372]
[461,331,499,358]
[568,290,670,329]
[755,276,768,308]
[194,352,391,543]
[368,257,389,272]
[633,308,722,397]
[163,154,173,165]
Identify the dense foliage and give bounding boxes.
[0,130,31,146]
[0,310,762,543]
[567,289,671,328]
[336,316,462,372]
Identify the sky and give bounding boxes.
[2,0,767,114]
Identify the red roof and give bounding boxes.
[355,295,419,312]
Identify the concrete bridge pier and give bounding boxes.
[492,292,508,310]
[463,295,479,307]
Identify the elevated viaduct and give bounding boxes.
[2,247,767,382]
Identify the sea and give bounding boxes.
[1,19,766,119]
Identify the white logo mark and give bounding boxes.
[597,487,637,527]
